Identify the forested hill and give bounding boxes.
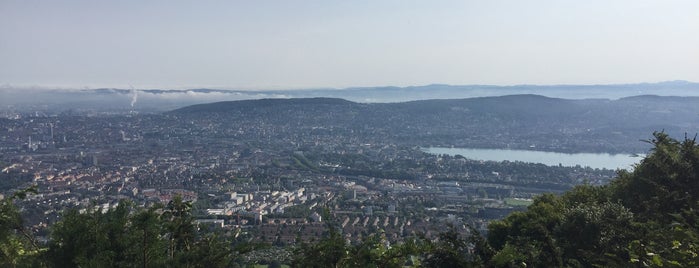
[168,95,699,153]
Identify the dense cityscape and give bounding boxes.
[0,97,634,255]
[0,92,697,266]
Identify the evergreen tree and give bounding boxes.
[162,195,196,262]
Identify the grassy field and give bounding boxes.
[504,198,533,207]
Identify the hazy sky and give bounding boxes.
[2,1,698,89]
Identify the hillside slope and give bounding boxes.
[169,95,699,153]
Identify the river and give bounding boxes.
[422,147,644,170]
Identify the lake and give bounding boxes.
[422,147,644,170]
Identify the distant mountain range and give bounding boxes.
[2,81,699,112]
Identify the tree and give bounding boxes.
[268,260,282,268]
[128,206,167,268]
[47,200,142,267]
[178,233,233,268]
[422,226,471,268]
[292,228,346,268]
[0,186,43,267]
[338,232,415,268]
[555,201,633,266]
[159,195,232,268]
[486,132,699,267]
[161,195,196,262]
[611,132,699,223]
[47,196,232,268]
[487,194,565,267]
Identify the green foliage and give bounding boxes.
[627,210,699,267]
[0,186,43,267]
[46,195,232,268]
[490,243,526,267]
[503,198,533,207]
[128,206,167,268]
[339,233,426,268]
[555,201,634,266]
[422,227,472,268]
[176,233,233,268]
[291,228,345,268]
[268,260,282,268]
[291,225,488,268]
[486,132,699,267]
[611,133,699,223]
[47,201,149,267]
[162,195,196,261]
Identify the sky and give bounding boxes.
[1,1,698,89]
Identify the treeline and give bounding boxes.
[2,132,699,267]
[1,195,232,267]
[291,226,491,268]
